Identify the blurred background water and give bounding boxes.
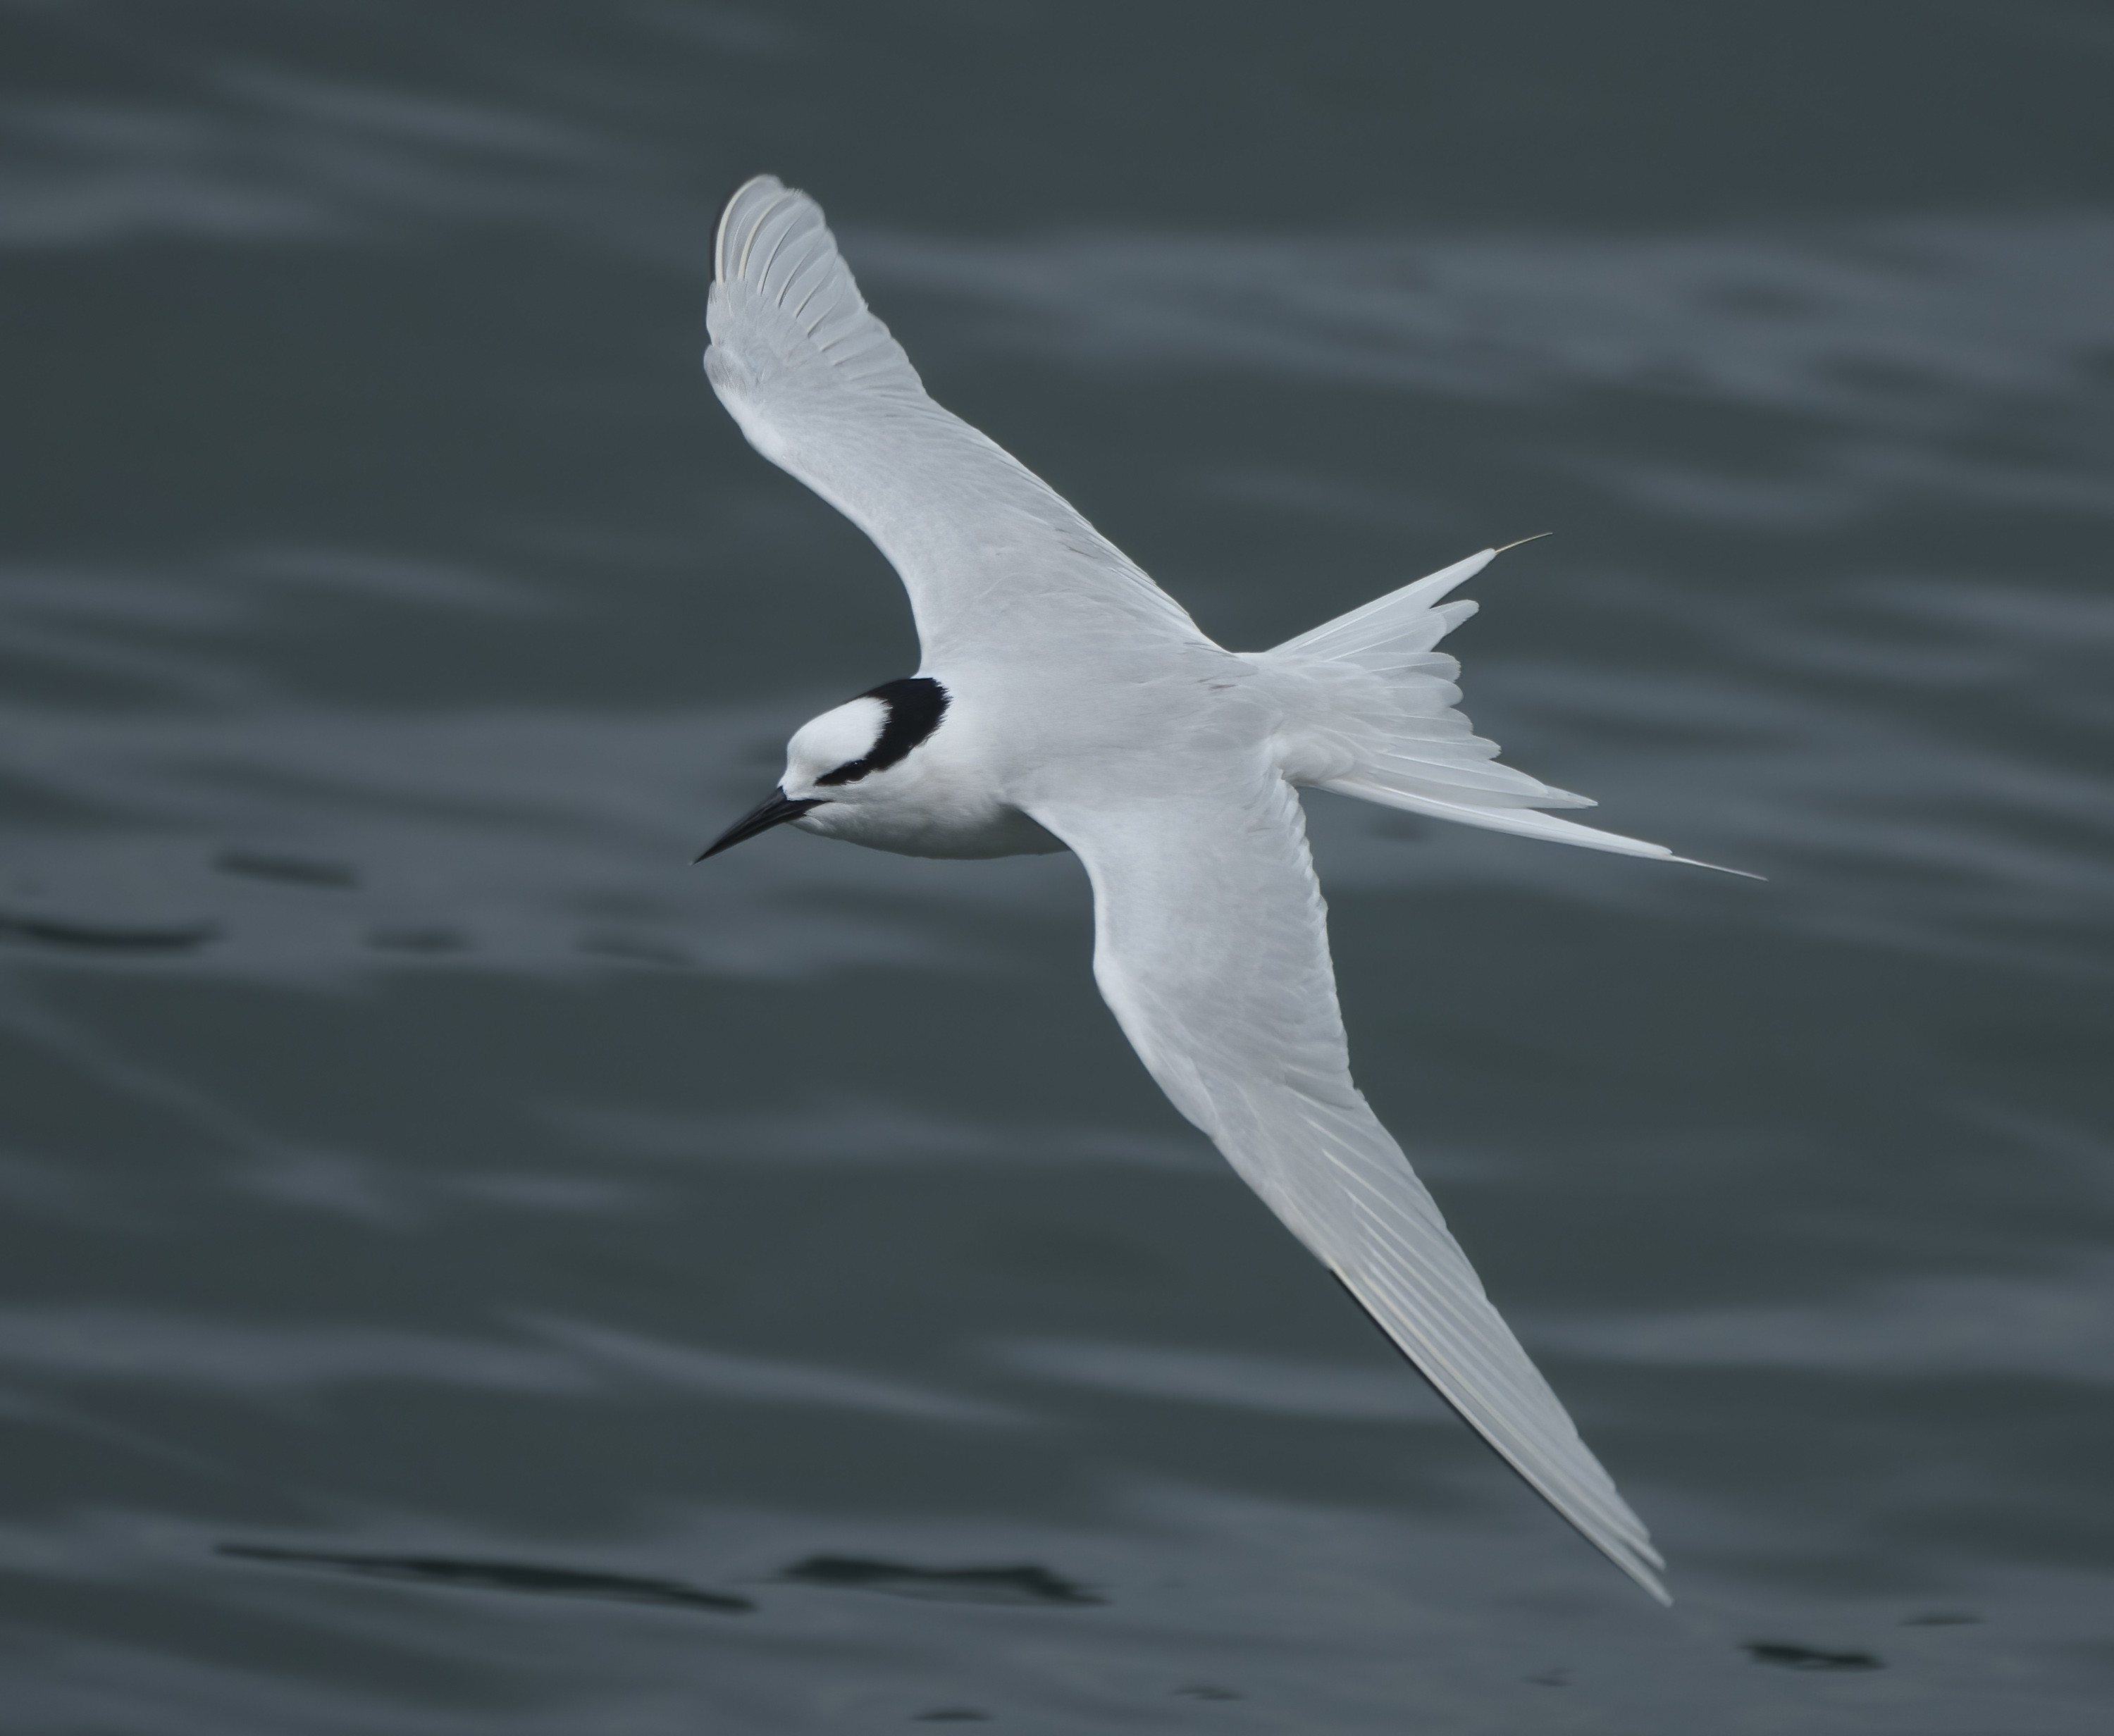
[3,2,2112,1730]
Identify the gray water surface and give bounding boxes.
[4,4,2112,1730]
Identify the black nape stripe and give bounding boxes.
[815,677,950,786]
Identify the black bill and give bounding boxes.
[695,789,824,862]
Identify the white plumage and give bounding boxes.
[700,175,1735,1604]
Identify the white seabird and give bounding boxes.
[699,175,1742,1604]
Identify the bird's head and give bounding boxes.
[696,676,950,860]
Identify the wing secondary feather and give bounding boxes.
[707,176,1205,667]
[1028,776,1671,1604]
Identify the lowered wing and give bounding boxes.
[1028,772,1671,1604]
[706,176,1206,669]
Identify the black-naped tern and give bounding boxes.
[698,176,1744,1605]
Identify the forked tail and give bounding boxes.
[1260,547,1755,875]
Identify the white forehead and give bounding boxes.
[787,695,886,775]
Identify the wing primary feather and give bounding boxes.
[1327,1271,1671,1602]
[1340,1256,1664,1572]
[791,271,837,326]
[746,196,807,285]
[737,189,800,280]
[749,211,801,287]
[711,180,748,283]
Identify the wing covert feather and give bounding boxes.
[706,176,1204,665]
[1030,779,1670,1603]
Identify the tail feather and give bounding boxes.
[1271,550,1492,662]
[1262,546,1753,874]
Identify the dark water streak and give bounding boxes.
[218,1543,754,1613]
[779,1554,1102,1606]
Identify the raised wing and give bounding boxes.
[1029,774,1670,1604]
[706,177,1205,667]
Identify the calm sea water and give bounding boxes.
[4,4,2112,1730]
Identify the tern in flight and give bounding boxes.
[698,176,1739,1604]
